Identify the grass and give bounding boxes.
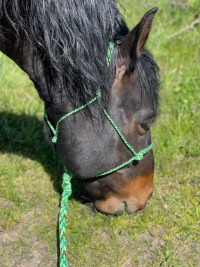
[0,0,199,266]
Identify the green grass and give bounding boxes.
[0,0,200,266]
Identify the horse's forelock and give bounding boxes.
[137,50,160,111]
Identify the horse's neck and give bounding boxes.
[0,29,118,118]
[0,29,54,104]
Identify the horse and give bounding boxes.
[0,0,159,216]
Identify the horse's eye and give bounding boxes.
[137,123,150,136]
[140,123,150,131]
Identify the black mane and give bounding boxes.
[0,0,128,113]
[137,50,159,111]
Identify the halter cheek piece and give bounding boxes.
[44,43,153,267]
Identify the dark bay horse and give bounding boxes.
[0,0,159,215]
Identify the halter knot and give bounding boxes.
[135,152,144,161]
[52,136,57,143]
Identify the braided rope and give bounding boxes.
[59,171,73,267]
[106,42,115,65]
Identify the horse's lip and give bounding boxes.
[94,203,125,216]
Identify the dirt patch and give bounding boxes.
[0,210,58,267]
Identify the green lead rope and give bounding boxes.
[59,170,72,267]
[44,43,153,267]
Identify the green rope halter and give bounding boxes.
[44,43,153,267]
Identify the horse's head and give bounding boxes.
[1,1,159,215]
[47,8,159,215]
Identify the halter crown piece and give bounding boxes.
[44,42,153,267]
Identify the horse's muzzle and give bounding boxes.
[94,190,153,216]
[92,172,154,215]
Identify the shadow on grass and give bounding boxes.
[0,111,92,266]
[0,111,89,202]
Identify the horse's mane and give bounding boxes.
[0,0,129,114]
[137,50,159,111]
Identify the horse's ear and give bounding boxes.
[119,7,158,71]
